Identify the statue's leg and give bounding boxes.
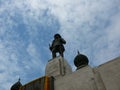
[52,51,56,58]
[59,51,64,57]
[59,45,64,57]
[52,47,57,58]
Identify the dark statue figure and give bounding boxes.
[49,34,66,58]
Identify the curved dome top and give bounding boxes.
[74,51,89,69]
[11,79,22,90]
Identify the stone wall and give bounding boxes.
[19,57,120,90]
[96,57,120,90]
[55,66,97,90]
[54,57,120,90]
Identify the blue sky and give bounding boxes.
[0,0,120,89]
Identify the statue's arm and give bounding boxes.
[49,40,55,51]
[61,38,66,44]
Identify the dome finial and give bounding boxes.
[18,78,20,82]
[77,50,80,55]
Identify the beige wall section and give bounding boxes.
[20,57,120,90]
[55,66,98,90]
[45,56,72,78]
[45,56,120,90]
[96,57,120,90]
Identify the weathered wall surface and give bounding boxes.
[54,57,120,90]
[45,56,72,78]
[55,66,98,90]
[20,57,120,90]
[96,57,120,90]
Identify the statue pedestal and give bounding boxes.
[45,56,72,79]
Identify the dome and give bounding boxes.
[74,51,89,70]
[10,79,22,90]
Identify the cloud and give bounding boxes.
[51,0,120,67]
[0,0,120,90]
[0,0,60,89]
[26,43,45,71]
[0,33,22,89]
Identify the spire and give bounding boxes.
[77,50,80,55]
[18,78,20,82]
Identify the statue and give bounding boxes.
[49,34,66,58]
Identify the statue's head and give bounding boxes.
[54,34,61,39]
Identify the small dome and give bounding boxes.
[74,51,89,69]
[10,79,22,90]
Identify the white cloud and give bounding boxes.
[0,40,21,89]
[26,43,45,71]
[39,0,120,68]
[0,31,45,90]
[107,12,120,41]
[0,0,120,89]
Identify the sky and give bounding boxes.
[0,0,120,89]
